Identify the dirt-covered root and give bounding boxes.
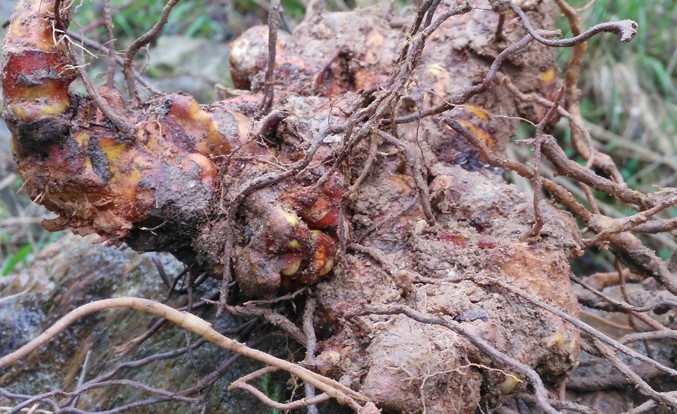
[2,0,347,296]
[311,164,581,413]
[1,0,589,412]
[226,4,580,410]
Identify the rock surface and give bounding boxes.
[0,234,271,412]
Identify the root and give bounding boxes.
[0,298,372,412]
[348,304,559,414]
[3,0,676,412]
